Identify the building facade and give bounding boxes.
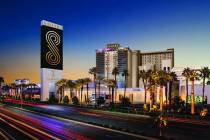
[96,43,175,88]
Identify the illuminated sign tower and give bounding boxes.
[40,20,63,101]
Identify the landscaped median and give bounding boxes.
[1,101,174,140]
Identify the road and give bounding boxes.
[0,104,155,140]
[2,100,210,140]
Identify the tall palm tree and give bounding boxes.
[139,70,149,104]
[199,67,210,106]
[168,72,177,106]
[10,83,16,98]
[147,70,156,109]
[156,70,171,112]
[106,79,116,106]
[56,79,68,103]
[97,76,104,100]
[122,69,129,98]
[19,83,27,108]
[0,77,4,86]
[182,67,191,111]
[89,67,97,107]
[76,79,86,105]
[0,77,4,94]
[75,81,81,101]
[104,79,112,99]
[67,80,76,100]
[112,67,119,103]
[84,78,91,104]
[189,69,199,114]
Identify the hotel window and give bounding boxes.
[164,67,166,71]
[168,67,170,71]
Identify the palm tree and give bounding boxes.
[84,78,91,104]
[182,67,191,111]
[106,79,116,106]
[104,79,112,98]
[89,67,97,107]
[168,72,177,106]
[0,77,4,86]
[56,79,68,103]
[189,69,199,114]
[0,77,4,94]
[147,69,161,109]
[19,83,27,108]
[139,70,149,104]
[122,69,129,98]
[96,76,104,100]
[147,70,156,109]
[112,67,119,103]
[76,79,86,105]
[10,83,16,98]
[156,70,171,112]
[199,67,210,106]
[75,81,81,102]
[67,80,76,100]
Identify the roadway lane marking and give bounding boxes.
[11,106,159,140]
[0,113,61,140]
[0,117,39,140]
[0,127,16,140]
[0,128,10,140]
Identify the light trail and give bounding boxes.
[0,113,61,140]
[0,106,92,140]
[0,128,11,140]
[0,117,39,140]
[11,106,159,140]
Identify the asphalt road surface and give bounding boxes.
[0,104,156,140]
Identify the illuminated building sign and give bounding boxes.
[41,20,63,70]
[187,95,207,104]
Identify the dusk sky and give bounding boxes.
[1,0,210,83]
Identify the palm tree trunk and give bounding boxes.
[169,81,172,106]
[98,81,101,98]
[114,75,117,103]
[124,84,126,98]
[86,84,89,104]
[202,78,205,106]
[112,87,114,105]
[94,77,97,107]
[186,79,189,112]
[191,80,195,114]
[70,88,71,99]
[109,87,111,97]
[150,88,153,109]
[59,88,62,103]
[62,86,64,103]
[160,86,163,112]
[81,86,83,105]
[144,84,147,104]
[124,76,126,98]
[165,83,168,105]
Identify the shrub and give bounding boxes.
[97,97,105,105]
[32,98,40,102]
[72,96,79,105]
[63,96,69,104]
[200,108,208,118]
[120,97,131,107]
[48,96,58,104]
[171,96,185,113]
